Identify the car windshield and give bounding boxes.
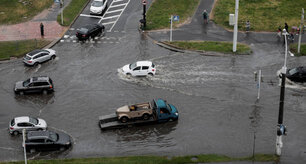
[288,68,298,75]
[24,56,32,60]
[129,62,137,69]
[79,28,89,33]
[23,79,31,87]
[167,104,172,112]
[92,1,103,7]
[49,132,58,142]
[29,117,38,125]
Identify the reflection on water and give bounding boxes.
[15,93,55,109]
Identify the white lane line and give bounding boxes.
[113,0,124,2]
[80,14,102,19]
[101,15,119,20]
[109,3,127,8]
[102,21,116,25]
[105,9,123,14]
[64,35,69,39]
[108,0,130,32]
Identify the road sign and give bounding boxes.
[173,15,179,21]
[142,0,146,5]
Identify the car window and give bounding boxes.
[25,56,32,60]
[28,83,34,87]
[49,132,58,142]
[30,139,45,143]
[33,54,42,59]
[23,79,31,87]
[289,68,298,75]
[79,28,89,34]
[160,108,169,114]
[41,53,48,57]
[34,82,49,86]
[29,117,38,125]
[129,62,137,69]
[133,67,141,71]
[151,63,155,68]
[17,123,32,127]
[92,1,103,7]
[142,66,149,70]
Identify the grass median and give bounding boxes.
[165,41,252,55]
[0,39,51,60]
[213,0,306,32]
[0,0,53,25]
[0,154,278,164]
[57,0,89,26]
[290,43,306,56]
[146,0,199,30]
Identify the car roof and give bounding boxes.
[27,131,51,140]
[15,116,30,123]
[27,49,48,56]
[31,76,50,82]
[136,61,152,66]
[93,0,103,2]
[155,99,167,109]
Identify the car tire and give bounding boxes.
[59,146,66,151]
[120,116,129,123]
[42,90,48,95]
[51,55,56,60]
[33,62,38,67]
[126,73,131,77]
[142,114,150,120]
[169,118,173,122]
[148,73,154,76]
[19,91,24,95]
[30,148,36,153]
[12,131,19,136]
[37,128,43,131]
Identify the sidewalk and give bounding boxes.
[0,2,70,42]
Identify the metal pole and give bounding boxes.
[23,129,27,164]
[298,8,304,53]
[143,1,146,28]
[257,70,261,100]
[61,0,64,25]
[233,0,239,52]
[170,15,173,42]
[276,30,288,156]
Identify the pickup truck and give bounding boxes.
[99,99,179,130]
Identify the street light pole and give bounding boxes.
[276,29,288,156]
[232,0,239,52]
[298,8,304,53]
[143,0,146,28]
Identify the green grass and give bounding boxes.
[0,0,53,25]
[0,39,51,60]
[290,43,306,56]
[165,41,252,55]
[0,154,279,164]
[146,0,199,30]
[57,0,89,26]
[213,0,306,32]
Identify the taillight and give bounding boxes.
[10,127,14,130]
[152,69,155,72]
[28,61,32,63]
[50,85,53,89]
[82,35,86,37]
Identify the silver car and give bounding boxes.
[9,116,47,135]
[23,49,56,66]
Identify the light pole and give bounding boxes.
[276,29,288,156]
[232,0,239,52]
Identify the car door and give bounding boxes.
[17,122,34,132]
[26,82,36,93]
[40,53,50,62]
[132,66,141,76]
[141,66,149,76]
[32,82,43,93]
[33,54,42,63]
[158,108,170,121]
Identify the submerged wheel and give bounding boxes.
[19,91,24,95]
[51,55,56,60]
[12,131,19,136]
[42,90,48,95]
[30,148,36,153]
[33,62,38,67]
[120,116,129,123]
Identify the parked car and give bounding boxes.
[23,49,56,66]
[9,116,47,135]
[14,76,54,95]
[76,24,105,40]
[90,0,108,15]
[121,61,156,76]
[285,66,306,83]
[24,130,72,153]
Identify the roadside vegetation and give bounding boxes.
[0,39,51,60]
[213,0,306,32]
[0,0,53,25]
[57,0,89,26]
[164,41,251,55]
[146,0,199,30]
[1,154,278,164]
[290,43,306,56]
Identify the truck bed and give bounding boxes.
[99,114,157,130]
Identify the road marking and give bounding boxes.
[113,0,124,2]
[101,15,119,20]
[60,40,64,42]
[80,14,102,19]
[105,9,123,14]
[64,35,69,39]
[109,3,128,8]
[70,28,75,30]
[102,21,116,25]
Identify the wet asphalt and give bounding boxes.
[1,0,306,163]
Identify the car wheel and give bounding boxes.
[33,62,38,67]
[37,128,43,131]
[59,146,66,151]
[12,131,19,136]
[42,90,48,95]
[126,73,131,77]
[120,116,129,123]
[19,91,24,95]
[51,55,56,60]
[148,73,154,76]
[143,114,150,120]
[169,118,173,122]
[30,148,36,153]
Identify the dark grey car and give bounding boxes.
[25,130,72,153]
[14,76,54,95]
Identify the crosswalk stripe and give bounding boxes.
[109,3,127,8]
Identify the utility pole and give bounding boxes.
[233,0,239,52]
[170,15,173,42]
[61,0,64,25]
[298,8,304,53]
[276,29,288,156]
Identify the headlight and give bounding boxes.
[66,142,70,145]
[175,113,178,116]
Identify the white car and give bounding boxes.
[90,0,108,15]
[9,116,47,135]
[121,61,156,76]
[23,49,56,66]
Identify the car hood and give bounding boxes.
[169,104,178,115]
[122,64,131,73]
[45,49,56,55]
[15,81,24,90]
[37,118,47,128]
[90,6,103,11]
[116,105,130,113]
[57,132,71,145]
